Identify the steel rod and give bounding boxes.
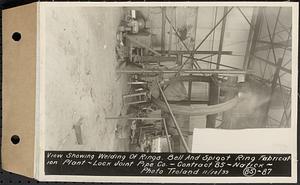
[216,7,228,70]
[246,7,264,70]
[173,7,234,78]
[161,50,233,55]
[117,69,248,74]
[210,7,218,66]
[243,7,257,70]
[264,7,281,66]
[237,7,256,31]
[165,14,190,52]
[156,80,191,153]
[276,28,292,124]
[106,116,163,120]
[161,7,166,55]
[252,55,291,74]
[194,7,234,54]
[250,74,291,90]
[261,58,284,127]
[183,56,240,70]
[263,8,291,124]
[279,92,291,128]
[162,118,173,152]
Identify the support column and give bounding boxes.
[206,78,219,128]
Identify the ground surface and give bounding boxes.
[43,7,129,151]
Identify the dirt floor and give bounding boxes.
[43,7,130,151]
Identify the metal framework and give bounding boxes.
[159,6,292,128]
[245,7,292,128]
[120,7,292,153]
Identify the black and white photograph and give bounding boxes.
[41,5,294,153]
[1,2,297,183]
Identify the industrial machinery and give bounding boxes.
[119,10,147,34]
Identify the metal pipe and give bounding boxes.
[160,50,233,55]
[156,80,191,153]
[216,7,228,69]
[106,116,163,121]
[128,81,148,85]
[210,7,218,66]
[161,7,166,55]
[117,69,248,75]
[162,118,172,152]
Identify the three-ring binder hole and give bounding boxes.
[11,135,20,144]
[12,32,21,41]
